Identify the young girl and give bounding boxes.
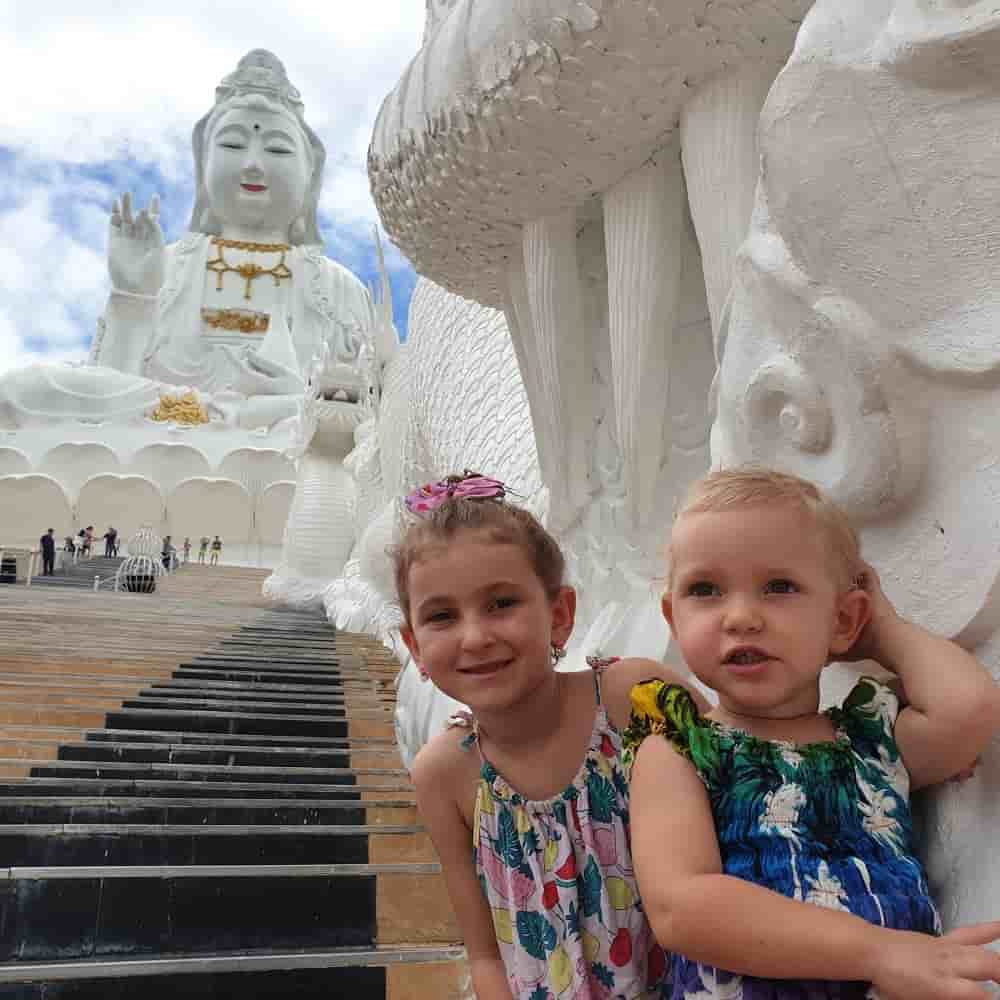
[624,469,1000,999]
[398,472,707,1000]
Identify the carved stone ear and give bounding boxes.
[288,217,307,245]
[199,206,222,236]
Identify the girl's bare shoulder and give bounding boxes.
[410,723,481,797]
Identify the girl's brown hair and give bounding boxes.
[392,497,565,624]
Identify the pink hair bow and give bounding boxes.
[404,472,507,515]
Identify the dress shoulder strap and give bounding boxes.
[585,655,621,707]
[447,710,486,759]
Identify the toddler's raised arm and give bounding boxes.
[846,563,1000,789]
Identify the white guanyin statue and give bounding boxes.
[0,50,388,562]
[95,48,372,430]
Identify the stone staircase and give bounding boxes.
[28,555,125,591]
[0,568,465,998]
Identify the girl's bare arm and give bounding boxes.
[630,734,1000,998]
[601,657,710,731]
[411,736,514,1000]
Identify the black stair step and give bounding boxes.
[104,709,349,738]
[26,760,364,785]
[135,689,354,708]
[123,697,349,717]
[0,801,376,826]
[0,944,463,997]
[173,667,348,686]
[0,872,380,960]
[0,779,405,800]
[151,678,359,696]
[0,827,372,866]
[58,745,354,769]
[84,729,393,749]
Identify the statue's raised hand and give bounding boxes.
[108,192,165,296]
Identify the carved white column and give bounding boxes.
[603,142,685,527]
[503,251,559,507]
[522,211,594,527]
[681,61,779,340]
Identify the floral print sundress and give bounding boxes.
[451,664,666,999]
[622,676,940,999]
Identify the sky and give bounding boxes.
[0,1,427,373]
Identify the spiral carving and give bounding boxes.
[743,357,833,457]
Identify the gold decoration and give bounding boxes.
[201,307,270,334]
[206,236,292,300]
[150,391,209,426]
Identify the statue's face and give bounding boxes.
[205,104,311,236]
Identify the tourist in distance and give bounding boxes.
[39,529,56,576]
[182,537,191,564]
[398,471,708,999]
[161,535,176,571]
[103,526,117,558]
[210,535,222,566]
[624,468,1000,999]
[198,536,209,564]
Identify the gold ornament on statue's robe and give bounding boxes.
[201,307,270,334]
[150,391,209,425]
[206,237,292,300]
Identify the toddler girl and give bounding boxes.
[624,468,1000,999]
[398,472,705,1000]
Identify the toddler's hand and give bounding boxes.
[873,922,1000,1000]
[843,562,906,666]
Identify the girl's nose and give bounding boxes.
[460,617,495,650]
[724,596,763,633]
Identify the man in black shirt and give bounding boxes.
[39,529,56,576]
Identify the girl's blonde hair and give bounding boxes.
[391,497,565,624]
[670,468,860,588]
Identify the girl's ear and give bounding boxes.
[829,588,870,656]
[400,624,421,664]
[661,594,675,632]
[550,586,576,649]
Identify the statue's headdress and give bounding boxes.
[190,49,326,246]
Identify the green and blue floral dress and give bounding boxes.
[622,677,941,999]
[451,665,666,999]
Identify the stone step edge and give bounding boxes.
[11,757,409,779]
[1,862,440,879]
[0,824,423,836]
[0,945,465,983]
[0,796,416,808]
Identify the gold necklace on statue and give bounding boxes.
[206,236,292,301]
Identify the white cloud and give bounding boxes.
[0,1,425,372]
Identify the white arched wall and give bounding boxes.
[217,448,296,493]
[77,475,164,543]
[40,443,120,503]
[0,475,72,547]
[168,478,253,564]
[0,448,30,477]
[257,480,295,568]
[130,443,212,497]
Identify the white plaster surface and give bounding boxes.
[77,474,163,541]
[0,475,72,546]
[167,478,253,547]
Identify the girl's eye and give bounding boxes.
[489,596,518,612]
[424,610,454,624]
[686,581,720,598]
[765,579,799,594]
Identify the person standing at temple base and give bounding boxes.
[39,529,56,576]
[210,535,222,566]
[198,536,209,564]
[183,537,191,564]
[103,526,117,558]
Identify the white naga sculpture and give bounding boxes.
[0,50,382,568]
[329,0,1000,926]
